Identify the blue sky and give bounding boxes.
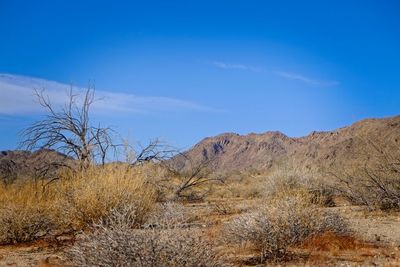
[0,0,400,150]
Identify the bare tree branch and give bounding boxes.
[20,87,117,169]
[331,136,400,210]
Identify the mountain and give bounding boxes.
[172,116,400,174]
[2,116,399,181]
[0,149,74,183]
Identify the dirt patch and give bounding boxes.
[333,206,400,246]
[0,239,71,267]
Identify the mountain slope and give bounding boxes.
[0,149,74,183]
[173,116,400,173]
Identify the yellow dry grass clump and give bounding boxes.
[0,164,156,244]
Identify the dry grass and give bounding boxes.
[264,168,336,207]
[208,172,267,199]
[0,165,156,244]
[59,165,156,227]
[209,167,335,207]
[0,182,63,244]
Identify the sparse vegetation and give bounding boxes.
[0,202,58,244]
[264,167,336,207]
[0,165,156,244]
[68,204,225,267]
[146,201,196,228]
[169,156,226,200]
[222,189,348,262]
[0,182,63,244]
[334,138,400,211]
[59,165,156,228]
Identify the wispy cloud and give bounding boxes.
[274,71,339,87]
[0,73,220,115]
[211,61,339,87]
[211,61,264,73]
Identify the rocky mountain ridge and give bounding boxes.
[173,116,400,174]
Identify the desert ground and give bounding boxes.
[0,175,399,266]
[0,203,399,266]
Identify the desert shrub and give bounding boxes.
[0,203,57,244]
[264,168,335,207]
[95,203,142,230]
[0,165,157,244]
[335,165,400,210]
[68,209,226,267]
[135,162,175,201]
[0,182,62,244]
[212,202,236,215]
[333,139,400,210]
[69,228,225,267]
[235,176,266,199]
[215,173,267,199]
[138,162,220,202]
[222,190,348,262]
[59,165,156,228]
[145,201,195,228]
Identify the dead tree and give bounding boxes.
[332,137,400,210]
[132,139,177,166]
[168,154,225,200]
[20,87,117,169]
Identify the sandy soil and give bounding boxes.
[0,239,68,267]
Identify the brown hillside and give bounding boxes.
[172,115,400,174]
[0,149,73,183]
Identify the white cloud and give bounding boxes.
[274,71,339,87]
[0,73,219,115]
[211,61,339,87]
